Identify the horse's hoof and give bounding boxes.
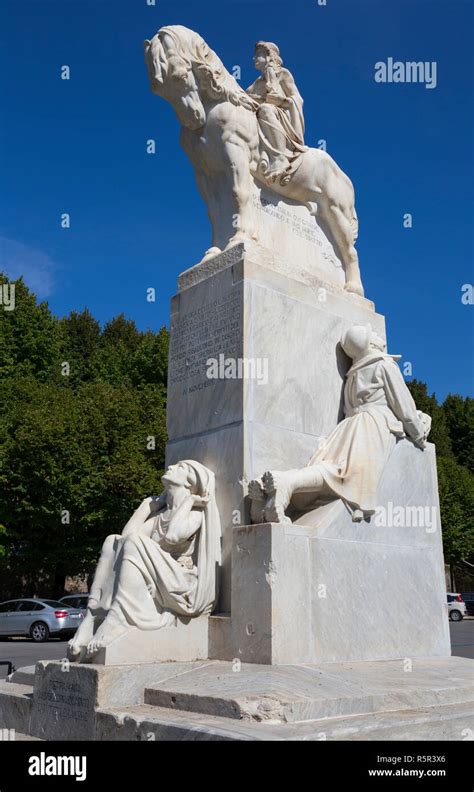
[225,234,252,249]
[345,281,365,297]
[199,247,221,264]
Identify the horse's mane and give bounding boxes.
[158,25,250,107]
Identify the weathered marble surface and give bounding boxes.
[143,656,474,722]
[27,660,207,741]
[167,247,384,612]
[231,441,450,664]
[2,656,473,741]
[96,699,474,741]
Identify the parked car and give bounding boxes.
[460,592,474,617]
[0,599,84,642]
[59,594,89,611]
[447,593,467,622]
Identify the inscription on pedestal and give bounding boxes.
[252,192,341,270]
[30,670,97,740]
[37,679,91,724]
[169,290,243,395]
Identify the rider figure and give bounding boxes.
[246,42,307,184]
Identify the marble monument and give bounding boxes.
[2,25,472,743]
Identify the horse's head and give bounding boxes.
[144,29,206,130]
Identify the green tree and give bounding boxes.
[59,309,101,385]
[0,273,62,381]
[0,525,9,564]
[442,394,474,473]
[437,457,474,566]
[407,379,453,457]
[407,379,473,575]
[0,276,169,598]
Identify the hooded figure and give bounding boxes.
[250,326,431,523]
[68,460,221,659]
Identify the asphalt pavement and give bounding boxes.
[0,618,472,678]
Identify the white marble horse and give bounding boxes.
[144,25,364,296]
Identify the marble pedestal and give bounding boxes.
[76,616,209,666]
[2,655,473,741]
[166,241,384,613]
[229,441,451,665]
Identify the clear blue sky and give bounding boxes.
[1,0,473,399]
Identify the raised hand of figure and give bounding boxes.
[266,91,287,107]
[191,490,211,509]
[414,436,427,450]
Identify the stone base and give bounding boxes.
[179,179,347,292]
[74,615,210,666]
[229,440,450,665]
[167,243,384,611]
[1,656,473,741]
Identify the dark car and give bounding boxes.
[461,592,474,617]
[59,594,89,611]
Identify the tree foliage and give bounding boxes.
[437,457,474,565]
[0,273,168,597]
[408,379,474,571]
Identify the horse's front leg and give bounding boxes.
[223,141,258,249]
[193,169,225,263]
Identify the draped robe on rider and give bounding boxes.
[246,69,307,180]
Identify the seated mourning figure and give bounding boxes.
[249,326,432,525]
[68,460,221,660]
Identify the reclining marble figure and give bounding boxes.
[249,325,432,525]
[68,460,221,660]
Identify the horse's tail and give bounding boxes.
[351,208,359,243]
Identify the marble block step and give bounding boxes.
[96,700,474,741]
[76,616,210,666]
[0,681,33,733]
[142,657,474,724]
[8,665,36,686]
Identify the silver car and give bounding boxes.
[0,598,84,642]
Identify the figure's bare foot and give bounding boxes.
[68,611,96,659]
[262,471,292,524]
[225,231,253,248]
[261,156,290,184]
[248,479,266,524]
[86,610,128,658]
